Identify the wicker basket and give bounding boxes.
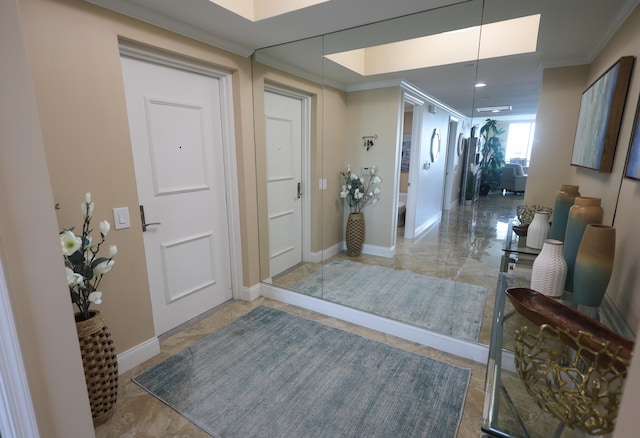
[75,310,118,425]
[345,212,365,256]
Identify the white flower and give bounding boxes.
[339,190,348,198]
[373,176,382,184]
[99,220,111,237]
[94,260,115,275]
[107,245,118,258]
[65,267,75,285]
[75,274,85,287]
[374,187,381,195]
[84,248,93,264]
[81,201,94,219]
[372,198,379,204]
[351,174,359,180]
[88,291,102,305]
[61,230,82,256]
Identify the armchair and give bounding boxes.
[500,163,527,193]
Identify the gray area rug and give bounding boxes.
[133,306,471,438]
[292,259,488,341]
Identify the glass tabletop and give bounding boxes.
[500,220,541,272]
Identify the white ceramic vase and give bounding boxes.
[526,211,550,249]
[531,239,567,297]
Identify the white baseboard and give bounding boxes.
[117,337,160,375]
[260,283,489,365]
[308,242,342,263]
[414,212,442,237]
[238,282,262,301]
[340,241,395,258]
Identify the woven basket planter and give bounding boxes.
[345,212,365,257]
[75,310,118,426]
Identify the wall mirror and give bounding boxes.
[251,0,633,351]
[252,0,495,346]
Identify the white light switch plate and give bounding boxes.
[113,207,130,230]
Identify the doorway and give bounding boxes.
[120,48,237,336]
[442,117,459,211]
[264,87,310,278]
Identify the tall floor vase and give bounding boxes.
[563,197,603,292]
[345,212,365,257]
[574,225,615,307]
[530,239,567,297]
[549,185,580,241]
[75,310,118,425]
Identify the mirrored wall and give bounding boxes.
[252,0,541,347]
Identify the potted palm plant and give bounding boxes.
[479,119,506,196]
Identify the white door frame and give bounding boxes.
[401,92,425,240]
[119,42,243,300]
[442,116,459,211]
[0,258,40,438]
[264,84,312,265]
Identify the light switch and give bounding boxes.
[319,178,328,190]
[113,207,130,230]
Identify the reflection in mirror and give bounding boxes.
[253,0,634,355]
[254,0,507,345]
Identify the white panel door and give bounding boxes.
[265,91,303,277]
[121,56,232,336]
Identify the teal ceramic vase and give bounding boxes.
[573,224,615,307]
[563,197,603,292]
[549,185,580,242]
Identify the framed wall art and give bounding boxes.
[625,92,640,180]
[570,56,634,172]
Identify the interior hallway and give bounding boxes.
[95,193,536,437]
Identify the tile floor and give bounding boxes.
[94,193,555,437]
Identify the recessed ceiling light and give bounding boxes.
[325,14,540,75]
[475,82,487,88]
[476,105,512,113]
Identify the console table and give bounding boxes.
[482,223,635,438]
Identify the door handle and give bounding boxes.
[297,182,302,199]
[139,205,161,232]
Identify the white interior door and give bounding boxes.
[121,55,233,336]
[265,90,304,278]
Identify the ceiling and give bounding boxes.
[87,0,640,118]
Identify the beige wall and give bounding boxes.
[19,0,259,354]
[322,86,349,250]
[516,9,640,432]
[345,87,402,249]
[526,5,640,332]
[1,0,95,434]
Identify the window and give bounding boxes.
[505,122,535,167]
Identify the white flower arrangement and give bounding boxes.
[339,165,383,213]
[60,193,117,322]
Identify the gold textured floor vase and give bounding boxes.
[345,212,365,257]
[75,310,118,425]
